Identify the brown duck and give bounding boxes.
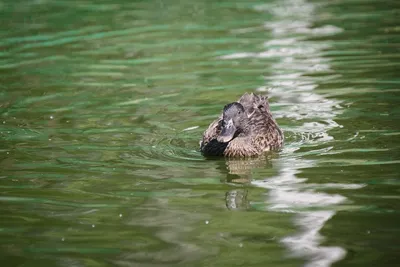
[200,93,283,157]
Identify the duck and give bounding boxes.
[200,93,283,157]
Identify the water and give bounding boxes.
[1,0,399,266]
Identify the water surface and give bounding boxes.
[1,0,399,266]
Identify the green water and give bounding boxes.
[1,0,399,266]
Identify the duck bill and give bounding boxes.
[217,119,236,143]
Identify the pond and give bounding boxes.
[1,0,399,266]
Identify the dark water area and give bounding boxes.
[1,0,399,266]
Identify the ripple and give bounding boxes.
[151,136,202,162]
[119,134,202,170]
[1,0,399,266]
[218,0,362,265]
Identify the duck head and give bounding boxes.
[217,102,250,143]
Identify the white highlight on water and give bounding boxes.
[183,126,199,131]
[252,157,356,266]
[219,0,358,266]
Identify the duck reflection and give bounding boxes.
[215,155,276,211]
[213,154,275,182]
[225,155,274,177]
[225,189,249,210]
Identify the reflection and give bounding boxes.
[220,0,362,265]
[253,157,365,266]
[260,0,348,263]
[213,153,276,184]
[210,154,272,178]
[225,155,274,176]
[225,189,249,210]
[282,211,346,267]
[212,155,275,211]
[221,156,275,211]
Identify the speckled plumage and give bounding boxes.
[200,93,283,157]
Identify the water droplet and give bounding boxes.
[239,243,243,248]
[2,121,5,124]
[61,237,65,241]
[50,115,54,120]
[205,220,209,225]
[92,224,95,228]
[119,214,123,218]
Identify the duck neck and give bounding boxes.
[238,119,252,136]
